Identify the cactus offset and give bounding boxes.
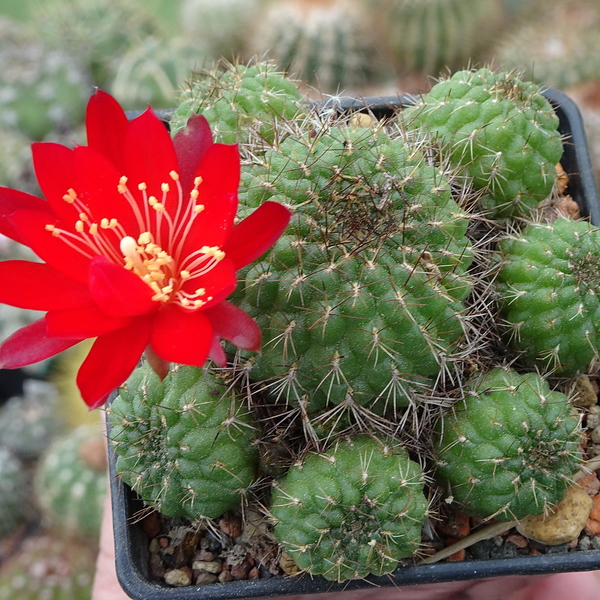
[433,367,582,521]
[404,68,563,218]
[496,217,600,376]
[170,60,306,144]
[108,362,259,520]
[234,121,474,416]
[271,435,429,582]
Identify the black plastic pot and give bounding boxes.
[109,89,600,600]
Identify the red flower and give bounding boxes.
[0,91,290,408]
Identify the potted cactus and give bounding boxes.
[0,61,599,598]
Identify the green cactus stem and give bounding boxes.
[403,68,563,218]
[271,435,429,581]
[433,367,583,521]
[496,217,600,376]
[108,362,259,520]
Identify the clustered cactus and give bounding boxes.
[106,62,591,583]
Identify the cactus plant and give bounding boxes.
[433,367,583,521]
[179,0,261,60]
[0,17,89,141]
[495,217,600,376]
[0,379,64,461]
[495,0,600,91]
[0,447,30,538]
[233,121,474,416]
[270,435,429,582]
[249,0,378,92]
[169,60,306,144]
[0,534,97,600]
[34,424,107,538]
[364,0,504,78]
[403,67,563,218]
[110,36,208,111]
[31,0,162,88]
[108,362,259,520]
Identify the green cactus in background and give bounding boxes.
[271,435,429,582]
[31,0,163,88]
[364,0,504,78]
[496,217,600,376]
[0,535,97,600]
[233,121,474,416]
[169,60,306,144]
[0,447,30,538]
[249,0,378,92]
[34,424,107,538]
[179,0,261,60]
[108,362,259,520]
[0,125,34,192]
[404,68,563,218]
[110,36,207,111]
[433,367,582,521]
[0,380,64,461]
[0,17,89,141]
[495,0,600,91]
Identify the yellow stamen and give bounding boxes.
[194,205,205,214]
[89,223,98,235]
[161,183,169,193]
[75,221,85,233]
[138,182,147,191]
[194,176,202,186]
[170,171,179,181]
[190,190,200,199]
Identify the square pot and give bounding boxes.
[109,88,600,600]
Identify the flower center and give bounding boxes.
[45,170,226,310]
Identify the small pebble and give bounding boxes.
[231,562,251,580]
[219,513,243,538]
[219,570,234,583]
[518,485,593,545]
[195,572,219,586]
[192,560,222,574]
[164,568,192,587]
[587,406,600,429]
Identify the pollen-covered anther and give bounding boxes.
[45,224,60,237]
[62,188,77,203]
[161,183,170,193]
[169,170,179,181]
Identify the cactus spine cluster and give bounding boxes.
[433,367,582,521]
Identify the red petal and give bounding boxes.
[179,259,237,311]
[196,143,240,197]
[144,344,170,380]
[0,261,93,310]
[0,187,54,244]
[88,256,157,317]
[0,319,82,369]
[73,146,140,236]
[150,304,213,365]
[172,114,214,194]
[76,316,153,408]
[208,335,227,367]
[124,109,179,212]
[178,192,237,259]
[222,201,291,269]
[10,210,91,283]
[32,143,79,226]
[46,306,132,338]
[204,301,262,351]
[85,90,129,172]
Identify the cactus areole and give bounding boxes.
[0,90,291,408]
